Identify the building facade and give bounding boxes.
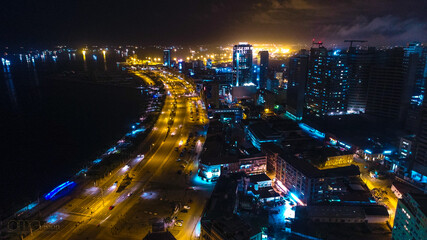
[286,51,309,120]
[258,50,269,89]
[275,154,360,205]
[366,48,410,123]
[345,47,376,114]
[392,193,427,240]
[233,43,253,86]
[163,49,171,67]
[305,46,349,118]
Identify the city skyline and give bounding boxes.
[1,1,427,239]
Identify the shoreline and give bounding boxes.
[1,71,165,221]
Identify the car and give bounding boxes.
[183,205,190,210]
[176,158,182,162]
[109,205,115,210]
[174,221,183,227]
[177,170,183,175]
[180,164,186,168]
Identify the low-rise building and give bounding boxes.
[246,122,282,150]
[275,153,361,205]
[245,174,281,203]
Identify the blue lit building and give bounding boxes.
[404,42,427,107]
[404,42,427,133]
[232,43,253,86]
[392,193,427,240]
[246,122,282,150]
[305,45,349,118]
[163,49,171,67]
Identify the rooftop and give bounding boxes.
[248,173,271,184]
[280,153,360,178]
[203,174,239,220]
[248,122,282,141]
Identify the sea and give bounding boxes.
[0,51,147,216]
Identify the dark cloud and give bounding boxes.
[0,0,425,46]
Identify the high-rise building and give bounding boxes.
[366,48,412,124]
[345,47,376,114]
[392,193,427,240]
[259,50,269,89]
[286,50,309,120]
[404,42,427,133]
[163,49,171,67]
[232,43,253,86]
[305,46,349,118]
[413,99,427,185]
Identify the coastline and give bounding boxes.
[0,70,165,220]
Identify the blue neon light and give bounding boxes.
[298,123,325,139]
[76,168,88,176]
[44,181,75,200]
[338,141,351,149]
[365,149,372,154]
[383,150,392,155]
[17,202,38,213]
[131,129,145,135]
[93,158,102,164]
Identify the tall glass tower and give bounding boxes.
[163,49,171,67]
[232,43,253,86]
[305,46,349,118]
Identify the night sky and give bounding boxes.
[1,0,426,47]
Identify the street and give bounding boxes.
[24,70,213,240]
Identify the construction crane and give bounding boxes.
[344,40,367,48]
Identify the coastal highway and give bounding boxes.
[24,70,213,240]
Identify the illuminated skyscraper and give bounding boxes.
[232,43,253,86]
[163,49,171,67]
[305,45,349,118]
[404,42,427,133]
[259,50,269,89]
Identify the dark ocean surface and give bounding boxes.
[0,52,146,216]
